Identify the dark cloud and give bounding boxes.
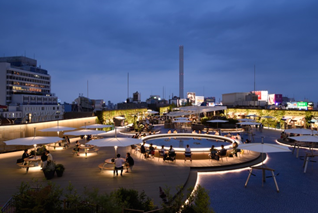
[0,0,317,104]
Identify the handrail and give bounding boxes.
[1,197,15,213]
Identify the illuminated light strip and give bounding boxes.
[183,156,269,207]
[141,133,240,152]
[275,140,318,151]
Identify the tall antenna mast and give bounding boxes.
[254,65,256,107]
[127,73,129,100]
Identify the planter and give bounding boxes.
[56,170,64,177]
[43,170,55,180]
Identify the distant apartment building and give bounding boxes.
[0,56,63,124]
[133,91,141,103]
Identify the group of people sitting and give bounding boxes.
[132,131,157,139]
[19,148,53,169]
[108,153,134,176]
[139,142,192,162]
[210,142,240,160]
[167,130,178,134]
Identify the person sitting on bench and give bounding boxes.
[184,144,192,161]
[210,145,219,160]
[114,154,125,176]
[217,145,227,157]
[164,145,176,161]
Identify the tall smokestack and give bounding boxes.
[179,45,184,99]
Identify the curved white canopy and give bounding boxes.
[5,136,62,146]
[87,137,141,147]
[239,143,291,153]
[207,120,228,123]
[285,129,318,135]
[39,126,76,132]
[81,124,113,129]
[288,135,318,142]
[64,129,106,136]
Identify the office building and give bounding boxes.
[0,56,63,123]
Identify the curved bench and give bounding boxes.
[98,163,114,172]
[17,163,39,173]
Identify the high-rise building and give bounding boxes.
[133,91,141,103]
[179,45,184,99]
[0,56,63,123]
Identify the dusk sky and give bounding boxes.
[1,0,317,104]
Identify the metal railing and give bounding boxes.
[1,197,15,213]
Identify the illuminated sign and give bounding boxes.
[187,92,196,104]
[297,102,307,110]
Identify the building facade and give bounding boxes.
[0,56,63,124]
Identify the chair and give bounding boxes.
[184,152,192,162]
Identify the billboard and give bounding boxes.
[268,94,283,105]
[268,94,275,105]
[297,102,308,110]
[287,102,308,110]
[287,102,298,109]
[187,92,196,104]
[252,91,268,102]
[205,97,215,103]
[275,94,283,103]
[195,96,204,106]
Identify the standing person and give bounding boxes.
[74,141,81,156]
[259,123,263,133]
[114,154,125,176]
[125,153,134,173]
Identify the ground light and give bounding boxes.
[183,156,270,206]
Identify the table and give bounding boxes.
[22,156,42,173]
[303,153,318,173]
[245,164,279,192]
[105,158,125,164]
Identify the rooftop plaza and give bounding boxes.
[0,124,317,212]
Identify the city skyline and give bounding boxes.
[1,0,317,104]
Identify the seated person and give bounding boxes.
[210,145,219,160]
[113,154,126,176]
[217,145,227,157]
[192,130,197,134]
[146,143,155,158]
[184,144,192,161]
[173,129,178,134]
[214,131,219,136]
[140,142,146,158]
[236,133,242,142]
[41,150,48,168]
[22,149,30,160]
[244,139,250,144]
[232,142,240,157]
[167,130,171,134]
[164,145,176,161]
[159,145,165,158]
